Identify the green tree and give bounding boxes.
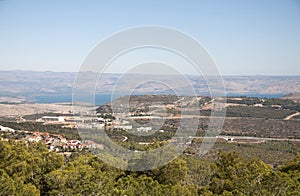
[209,152,271,195]
[152,158,188,185]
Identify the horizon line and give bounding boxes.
[1,69,300,77]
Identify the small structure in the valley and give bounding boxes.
[115,125,133,130]
[64,116,83,123]
[137,126,152,133]
[0,125,15,133]
[42,116,65,122]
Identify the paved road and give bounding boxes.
[284,112,300,120]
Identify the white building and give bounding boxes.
[115,125,133,130]
[64,116,83,123]
[96,117,105,123]
[0,125,15,133]
[42,116,65,122]
[137,127,152,133]
[28,135,43,142]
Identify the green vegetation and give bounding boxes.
[292,115,300,119]
[264,98,300,112]
[225,106,295,119]
[227,97,300,112]
[208,152,300,195]
[226,97,262,105]
[189,139,300,167]
[0,140,299,195]
[222,118,300,138]
[202,106,295,119]
[226,97,294,106]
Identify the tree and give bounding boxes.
[209,151,271,195]
[152,158,188,185]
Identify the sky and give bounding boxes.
[0,0,300,75]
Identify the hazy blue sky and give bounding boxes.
[0,0,299,75]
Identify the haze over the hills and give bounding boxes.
[0,70,299,102]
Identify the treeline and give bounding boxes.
[201,106,295,119]
[227,97,300,112]
[0,140,299,195]
[222,118,300,139]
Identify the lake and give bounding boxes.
[32,94,116,105]
[31,93,286,105]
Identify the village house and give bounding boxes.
[28,135,43,142]
[83,140,97,149]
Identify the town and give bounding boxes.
[0,124,100,152]
[1,94,300,154]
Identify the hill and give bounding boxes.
[0,71,299,102]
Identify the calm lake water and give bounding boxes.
[32,93,285,105]
[32,94,116,105]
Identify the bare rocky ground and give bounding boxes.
[0,71,299,96]
[0,102,96,118]
[283,93,300,102]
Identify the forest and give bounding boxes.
[0,140,299,195]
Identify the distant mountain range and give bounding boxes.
[0,70,299,102]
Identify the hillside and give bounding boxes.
[283,93,300,102]
[0,71,299,102]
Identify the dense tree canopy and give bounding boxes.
[0,140,299,195]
